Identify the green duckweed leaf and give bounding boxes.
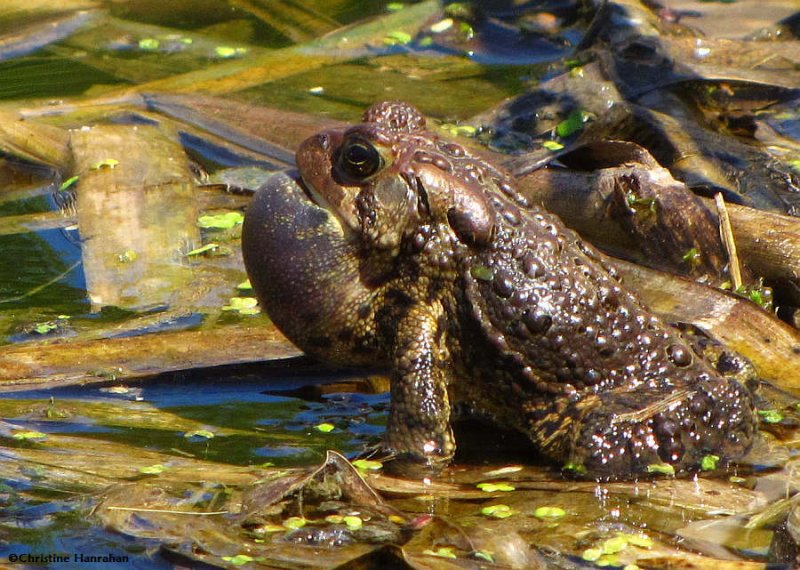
[646,463,675,476]
[533,506,566,519]
[91,158,119,170]
[117,250,137,263]
[138,38,160,51]
[480,504,514,518]
[222,297,259,313]
[185,430,215,439]
[259,523,285,533]
[215,46,247,58]
[620,532,653,548]
[423,547,457,559]
[197,212,244,229]
[562,461,587,475]
[555,110,592,138]
[542,140,564,151]
[384,30,412,45]
[352,459,383,471]
[470,265,493,281]
[597,554,621,567]
[33,322,58,335]
[582,548,602,561]
[222,554,254,566]
[602,535,628,554]
[343,516,363,530]
[476,482,515,492]
[13,431,47,440]
[759,409,783,423]
[440,123,477,137]
[283,516,306,529]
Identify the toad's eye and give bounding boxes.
[339,138,382,180]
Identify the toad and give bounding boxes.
[242,101,756,479]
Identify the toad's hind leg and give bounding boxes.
[528,378,756,478]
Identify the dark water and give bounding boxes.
[0,370,389,568]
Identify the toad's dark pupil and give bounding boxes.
[341,140,382,179]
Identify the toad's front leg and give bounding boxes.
[383,302,455,477]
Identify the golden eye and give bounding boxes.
[339,138,382,179]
